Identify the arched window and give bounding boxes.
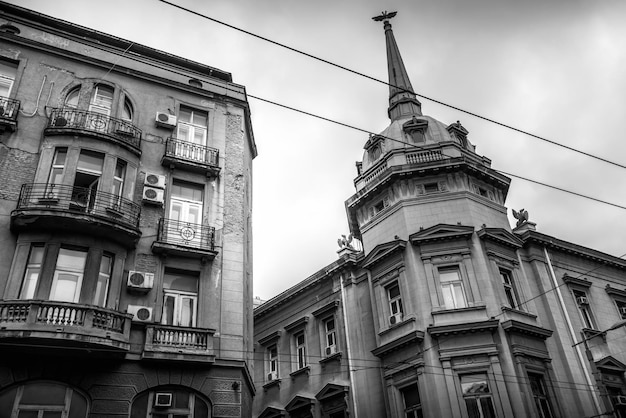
[89,84,114,116]
[122,98,133,121]
[64,87,80,108]
[0,381,88,418]
[131,386,210,418]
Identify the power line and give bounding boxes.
[158,0,626,172]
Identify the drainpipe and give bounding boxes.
[543,247,602,414]
[340,272,360,418]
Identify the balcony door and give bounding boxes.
[176,107,207,162]
[71,150,104,212]
[162,271,198,328]
[49,248,87,303]
[169,181,203,246]
[87,84,113,131]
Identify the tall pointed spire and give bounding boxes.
[373,12,422,121]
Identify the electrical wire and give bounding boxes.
[158,0,626,172]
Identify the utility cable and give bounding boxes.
[158,0,626,172]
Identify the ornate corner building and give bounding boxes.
[252,13,626,418]
[0,2,256,417]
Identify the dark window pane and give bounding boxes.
[173,390,189,408]
[0,387,17,418]
[194,396,209,418]
[130,392,149,418]
[465,398,480,418]
[17,412,38,418]
[43,412,62,418]
[401,384,421,407]
[69,390,88,418]
[480,397,496,418]
[21,383,66,405]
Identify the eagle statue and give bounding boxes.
[512,208,529,227]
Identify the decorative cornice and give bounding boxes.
[361,239,406,269]
[516,230,626,270]
[312,301,340,317]
[258,331,281,346]
[284,316,309,332]
[501,320,553,340]
[285,395,315,412]
[427,319,499,338]
[562,274,592,289]
[409,223,474,245]
[605,285,626,299]
[372,330,425,358]
[477,227,523,249]
[596,356,626,372]
[316,383,349,402]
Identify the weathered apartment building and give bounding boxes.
[0,2,256,417]
[253,13,626,418]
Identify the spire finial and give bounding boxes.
[372,11,397,22]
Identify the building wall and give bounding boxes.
[0,2,256,417]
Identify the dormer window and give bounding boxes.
[403,117,428,144]
[364,134,385,163]
[447,121,469,147]
[370,144,382,162]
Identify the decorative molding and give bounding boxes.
[316,383,349,402]
[289,366,310,379]
[596,356,626,372]
[285,395,315,413]
[427,319,499,338]
[312,300,340,317]
[258,330,281,346]
[477,227,523,249]
[562,274,592,289]
[605,285,626,299]
[510,344,552,360]
[372,330,425,358]
[261,379,281,392]
[319,351,342,366]
[284,316,308,332]
[501,319,553,339]
[409,223,474,245]
[361,239,406,270]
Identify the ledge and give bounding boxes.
[427,319,499,338]
[289,366,310,379]
[562,274,592,288]
[319,351,342,365]
[262,379,281,391]
[606,285,626,299]
[285,316,308,332]
[258,330,281,346]
[372,330,425,358]
[501,320,553,339]
[312,301,339,317]
[501,306,538,319]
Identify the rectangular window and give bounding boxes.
[72,150,104,212]
[461,374,496,418]
[324,317,337,350]
[47,148,67,198]
[20,246,44,299]
[0,60,17,97]
[93,254,112,307]
[616,300,626,320]
[528,373,555,418]
[268,345,278,379]
[573,289,595,329]
[500,268,521,309]
[424,182,439,193]
[111,159,127,208]
[161,270,198,327]
[50,248,87,303]
[295,331,307,369]
[401,383,423,418]
[177,107,208,146]
[387,282,404,322]
[439,266,467,309]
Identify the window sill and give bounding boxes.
[262,379,281,391]
[289,366,310,379]
[319,351,342,365]
[431,304,486,315]
[501,306,537,319]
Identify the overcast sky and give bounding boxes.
[6,0,626,300]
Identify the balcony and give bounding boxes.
[45,108,142,155]
[143,324,215,362]
[161,137,220,176]
[0,96,20,132]
[0,300,132,351]
[11,183,141,248]
[151,218,217,260]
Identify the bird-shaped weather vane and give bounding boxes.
[372,11,397,22]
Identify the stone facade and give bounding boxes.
[252,14,626,418]
[0,2,256,417]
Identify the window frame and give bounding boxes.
[294,330,307,370]
[177,106,208,146]
[437,265,468,310]
[572,288,596,330]
[527,372,556,418]
[49,247,88,303]
[386,281,405,321]
[161,270,199,328]
[399,382,423,418]
[500,267,521,310]
[459,373,497,418]
[0,59,17,98]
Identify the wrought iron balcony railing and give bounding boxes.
[16,183,141,228]
[156,218,215,251]
[46,108,141,152]
[0,96,20,131]
[0,300,132,349]
[165,137,219,166]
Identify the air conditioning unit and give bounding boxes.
[144,173,166,189]
[154,392,173,407]
[127,271,154,291]
[389,313,403,325]
[325,345,337,356]
[267,371,278,381]
[127,305,153,322]
[155,112,177,129]
[143,186,164,205]
[615,395,626,406]
[576,296,589,305]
